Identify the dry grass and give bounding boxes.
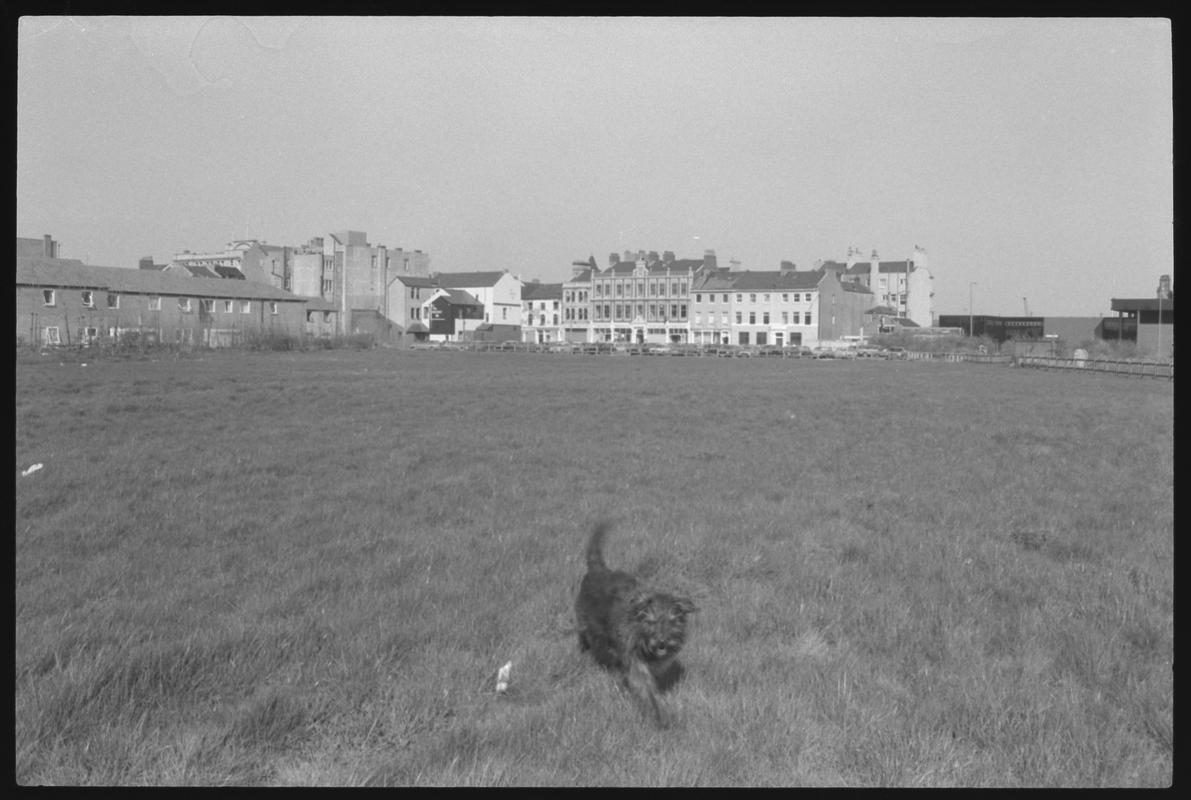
[15,349,1172,786]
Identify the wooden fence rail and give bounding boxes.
[1016,355,1173,380]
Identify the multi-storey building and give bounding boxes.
[560,259,595,343]
[386,274,436,342]
[587,249,708,344]
[424,270,524,342]
[521,281,563,343]
[17,253,309,348]
[689,261,875,348]
[177,231,431,337]
[835,245,933,327]
[172,239,292,288]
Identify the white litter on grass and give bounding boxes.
[21,463,44,477]
[495,661,512,694]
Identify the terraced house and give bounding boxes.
[587,249,708,344]
[689,261,873,349]
[521,281,563,343]
[17,255,308,348]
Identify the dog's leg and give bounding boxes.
[624,658,672,728]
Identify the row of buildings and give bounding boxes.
[17,232,1172,355]
[521,246,934,348]
[18,232,937,350]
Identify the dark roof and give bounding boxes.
[434,271,510,288]
[214,266,246,279]
[865,305,900,315]
[393,275,438,288]
[844,260,916,275]
[1111,297,1174,312]
[840,280,874,295]
[432,288,482,306]
[181,264,221,278]
[406,321,429,333]
[565,269,593,284]
[522,282,562,301]
[17,257,303,302]
[692,269,824,293]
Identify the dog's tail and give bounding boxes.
[585,521,613,571]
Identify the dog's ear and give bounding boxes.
[674,597,698,617]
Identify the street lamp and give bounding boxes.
[1156,278,1164,360]
[968,281,977,338]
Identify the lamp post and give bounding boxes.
[1156,279,1163,360]
[968,281,977,338]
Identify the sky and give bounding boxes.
[17,16,1172,317]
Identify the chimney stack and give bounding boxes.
[780,260,796,273]
[662,250,675,263]
[703,249,717,271]
[609,252,620,266]
[1158,274,1172,300]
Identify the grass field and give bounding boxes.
[15,349,1173,786]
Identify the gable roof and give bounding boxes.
[844,260,916,275]
[434,271,511,288]
[17,257,303,302]
[391,275,438,288]
[214,266,246,279]
[522,282,562,301]
[692,269,824,293]
[428,288,482,306]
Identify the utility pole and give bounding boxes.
[968,282,977,338]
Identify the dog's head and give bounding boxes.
[629,591,697,662]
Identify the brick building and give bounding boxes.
[18,255,307,348]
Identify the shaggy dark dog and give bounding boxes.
[574,522,697,728]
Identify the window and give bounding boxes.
[148,296,161,311]
[738,331,750,345]
[323,311,332,323]
[240,300,251,314]
[307,310,315,323]
[178,298,192,313]
[680,304,687,318]
[763,312,770,325]
[81,326,98,346]
[81,290,94,308]
[804,312,812,325]
[695,293,702,304]
[106,293,120,309]
[749,312,756,325]
[763,294,770,303]
[757,332,768,346]
[735,312,743,324]
[44,326,61,345]
[223,300,233,313]
[200,299,215,313]
[736,294,743,303]
[42,289,55,306]
[502,307,508,320]
[269,302,279,315]
[782,293,789,303]
[782,312,789,324]
[722,294,729,303]
[750,294,757,303]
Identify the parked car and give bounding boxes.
[811,347,835,359]
[884,346,908,359]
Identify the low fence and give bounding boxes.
[905,351,1013,365]
[1016,355,1173,380]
